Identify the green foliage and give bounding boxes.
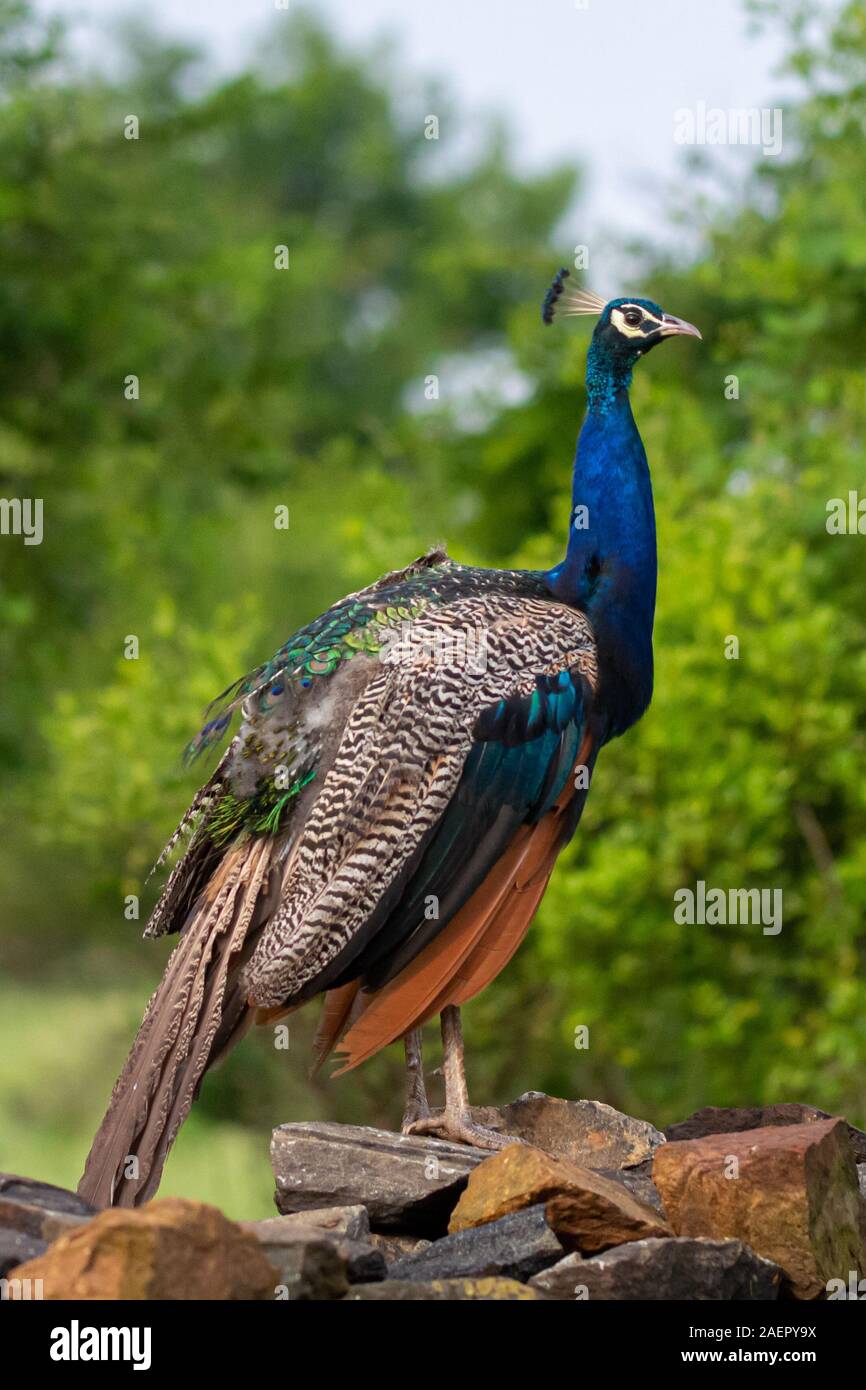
[1,1,865,1202]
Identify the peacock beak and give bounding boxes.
[659,313,702,340]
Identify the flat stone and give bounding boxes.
[11,1197,279,1300]
[475,1093,666,1169]
[653,1118,866,1299]
[448,1144,671,1254]
[271,1122,486,1236]
[345,1276,545,1300]
[243,1220,382,1287]
[390,1205,563,1283]
[665,1104,866,1163]
[530,1237,782,1301]
[0,1173,94,1242]
[242,1204,370,1242]
[242,1206,382,1285]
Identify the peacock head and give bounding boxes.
[542,269,701,373]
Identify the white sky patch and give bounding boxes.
[404,347,534,433]
[34,0,811,281]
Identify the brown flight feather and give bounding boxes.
[330,744,589,1074]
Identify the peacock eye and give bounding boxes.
[624,309,643,327]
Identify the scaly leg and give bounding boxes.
[400,1027,431,1131]
[404,1006,517,1150]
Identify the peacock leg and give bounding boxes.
[404,1006,519,1151]
[400,1028,431,1131]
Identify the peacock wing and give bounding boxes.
[241,590,598,1015]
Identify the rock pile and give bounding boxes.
[4,1094,866,1300]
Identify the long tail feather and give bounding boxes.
[78,837,276,1208]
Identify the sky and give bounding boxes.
[37,0,802,280]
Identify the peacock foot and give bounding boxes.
[404,1109,521,1151]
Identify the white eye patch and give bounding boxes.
[610,305,663,338]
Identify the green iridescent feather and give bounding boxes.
[206,770,316,847]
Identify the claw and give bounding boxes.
[405,1111,522,1152]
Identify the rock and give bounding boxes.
[345,1276,545,1300]
[269,1237,352,1299]
[448,1144,671,1254]
[368,1232,432,1261]
[0,1227,46,1279]
[271,1122,486,1236]
[335,1241,387,1285]
[243,1214,382,1287]
[478,1093,665,1169]
[10,1198,279,1300]
[241,1205,381,1281]
[530,1237,782,1301]
[241,1205,370,1242]
[597,1159,665,1217]
[545,1189,671,1255]
[390,1205,563,1284]
[665,1104,866,1164]
[0,1173,94,1242]
[653,1118,866,1299]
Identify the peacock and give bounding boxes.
[78,272,701,1208]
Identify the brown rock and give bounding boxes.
[653,1118,866,1299]
[421,1094,665,1169]
[665,1104,866,1163]
[489,1093,665,1169]
[10,1198,279,1300]
[448,1144,670,1254]
[345,1276,545,1300]
[545,1189,671,1255]
[241,1205,370,1242]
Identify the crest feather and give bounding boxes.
[542,269,606,325]
[558,287,607,317]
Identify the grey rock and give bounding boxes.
[0,1174,94,1242]
[271,1122,487,1236]
[270,1234,350,1300]
[665,1104,866,1163]
[243,1209,383,1284]
[390,1205,563,1284]
[273,1234,384,1286]
[530,1237,782,1301]
[338,1240,387,1284]
[0,1227,47,1279]
[597,1159,665,1217]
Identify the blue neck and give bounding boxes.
[546,382,657,738]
